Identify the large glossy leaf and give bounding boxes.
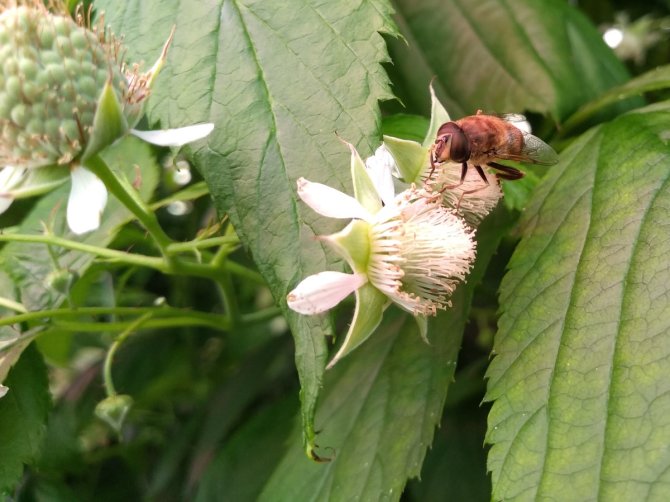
[0,345,50,494]
[486,107,670,500]
[389,0,632,120]
[94,0,398,453]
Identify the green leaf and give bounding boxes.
[561,64,670,135]
[0,344,50,493]
[381,114,429,142]
[259,309,465,500]
[500,168,541,212]
[487,108,670,501]
[389,0,633,121]
[407,406,490,502]
[195,396,298,502]
[95,0,398,455]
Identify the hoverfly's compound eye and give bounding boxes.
[435,122,470,163]
[448,129,470,163]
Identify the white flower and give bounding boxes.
[0,384,8,399]
[288,180,476,317]
[0,123,214,234]
[0,166,27,213]
[287,143,477,367]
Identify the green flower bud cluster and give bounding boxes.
[0,5,128,168]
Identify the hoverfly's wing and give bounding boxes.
[500,113,532,134]
[519,132,559,165]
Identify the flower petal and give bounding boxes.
[287,271,366,315]
[0,385,7,399]
[297,177,372,221]
[67,167,108,235]
[365,145,397,206]
[0,196,12,214]
[130,123,214,147]
[0,166,27,214]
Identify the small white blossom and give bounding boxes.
[288,180,476,317]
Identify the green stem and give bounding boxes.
[0,232,264,284]
[0,305,222,328]
[216,271,241,330]
[84,154,173,256]
[240,306,282,325]
[54,316,229,332]
[149,181,210,210]
[167,235,239,254]
[103,312,153,397]
[0,233,167,271]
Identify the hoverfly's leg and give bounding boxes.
[473,164,489,183]
[487,161,524,180]
[454,165,490,209]
[427,145,438,181]
[439,162,469,193]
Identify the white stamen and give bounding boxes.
[426,162,503,225]
[368,187,476,315]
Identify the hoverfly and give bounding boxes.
[429,111,558,191]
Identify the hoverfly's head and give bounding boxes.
[433,122,470,164]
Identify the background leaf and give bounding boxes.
[94,0,399,451]
[0,345,50,494]
[388,0,633,120]
[486,107,670,501]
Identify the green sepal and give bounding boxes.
[326,282,387,369]
[3,165,69,200]
[325,219,371,274]
[95,394,133,433]
[82,80,129,162]
[422,83,451,149]
[383,135,429,184]
[414,314,429,344]
[347,142,382,214]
